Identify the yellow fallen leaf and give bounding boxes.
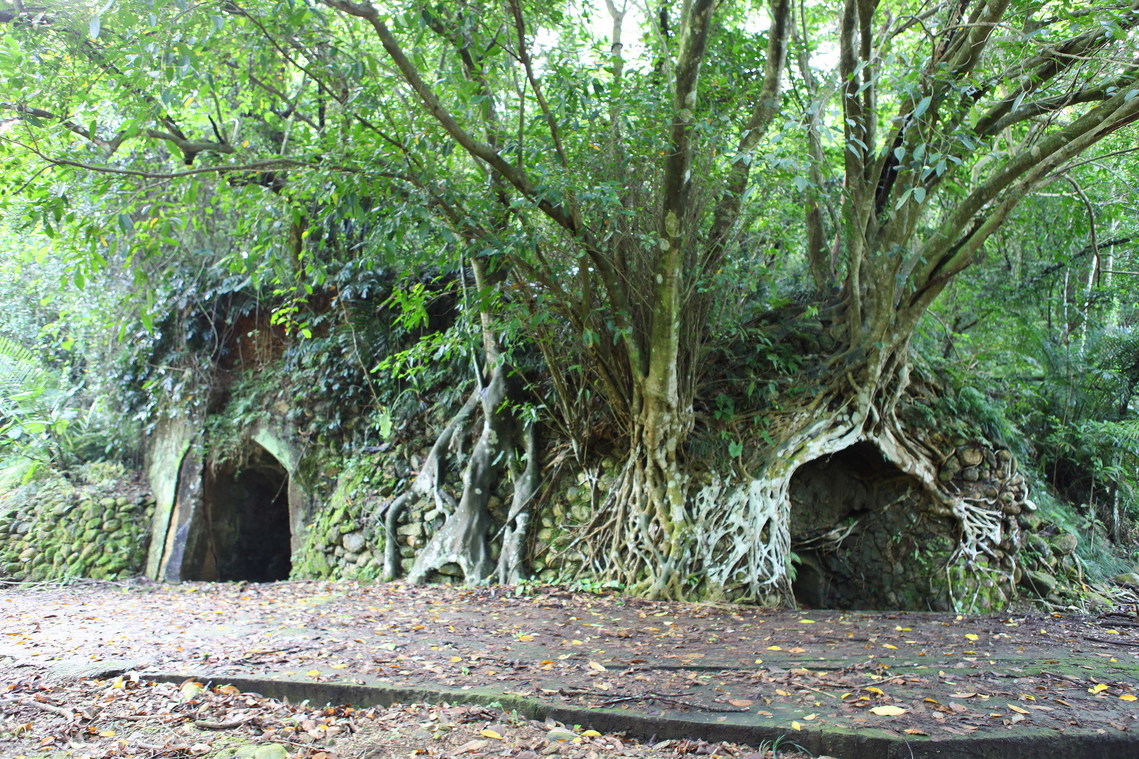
[331,664,348,669]
[179,681,204,702]
[775,689,791,696]
[882,644,898,649]
[803,713,817,720]
[799,619,816,624]
[1089,684,1109,694]
[588,661,607,672]
[791,721,802,730]
[753,658,764,664]
[767,646,783,651]
[904,728,928,735]
[866,687,884,696]
[1008,704,1029,714]
[307,670,322,678]
[895,626,911,632]
[480,729,503,740]
[516,634,535,642]
[1120,694,1136,702]
[965,633,979,641]
[98,730,116,738]
[869,705,907,716]
[216,684,240,695]
[450,656,464,663]
[110,676,125,690]
[581,730,601,738]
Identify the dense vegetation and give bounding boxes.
[2,0,1138,601]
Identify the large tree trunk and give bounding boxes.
[570,331,967,603]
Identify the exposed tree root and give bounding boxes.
[378,389,479,581]
[561,345,1022,605]
[405,362,511,583]
[568,441,694,599]
[392,359,541,585]
[496,421,538,583]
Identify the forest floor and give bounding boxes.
[2,580,1139,759]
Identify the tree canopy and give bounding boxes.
[3,0,1139,601]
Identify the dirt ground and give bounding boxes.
[3,579,1138,759]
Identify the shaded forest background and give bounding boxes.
[1,0,1139,607]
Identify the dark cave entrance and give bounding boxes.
[185,443,293,582]
[788,441,955,611]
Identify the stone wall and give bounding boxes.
[528,468,606,583]
[0,463,155,581]
[936,442,1034,610]
[0,425,1095,615]
[290,457,388,581]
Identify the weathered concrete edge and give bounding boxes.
[147,672,1135,759]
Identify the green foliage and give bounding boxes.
[0,335,86,475]
[3,0,1139,601]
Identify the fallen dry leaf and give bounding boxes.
[455,739,489,753]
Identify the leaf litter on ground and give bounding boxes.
[1,670,812,759]
[3,578,1139,752]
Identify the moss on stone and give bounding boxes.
[291,455,386,581]
[0,462,155,582]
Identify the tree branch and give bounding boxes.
[508,0,569,168]
[322,0,582,239]
[706,0,791,265]
[907,86,1139,315]
[1,103,234,162]
[973,8,1139,139]
[0,147,361,182]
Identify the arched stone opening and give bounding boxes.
[183,443,293,582]
[788,441,955,611]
